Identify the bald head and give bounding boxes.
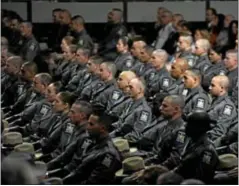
[213,75,230,90]
[130,77,145,93]
[118,71,136,92]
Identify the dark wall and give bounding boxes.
[33,21,207,44]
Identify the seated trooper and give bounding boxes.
[4,62,38,117]
[110,77,152,141]
[6,73,52,133]
[2,56,23,107]
[65,47,90,92]
[62,113,122,184]
[174,111,219,184]
[132,95,186,169]
[46,101,93,174]
[181,69,210,115]
[36,92,76,162]
[207,75,237,141]
[105,71,136,121]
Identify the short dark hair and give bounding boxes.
[157,172,184,185]
[92,112,113,131]
[119,36,133,48]
[37,73,52,86]
[51,81,63,94]
[73,100,92,118]
[207,8,217,16]
[71,15,85,25]
[22,62,38,75]
[77,47,91,58]
[59,91,77,107]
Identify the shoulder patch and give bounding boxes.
[126,60,132,68]
[162,78,170,87]
[101,154,113,168]
[202,151,212,164]
[117,28,123,36]
[176,131,186,143]
[139,111,149,122]
[112,91,121,100]
[149,72,155,80]
[196,98,205,109]
[82,139,92,149]
[223,105,233,116]
[182,89,188,96]
[78,39,84,46]
[29,43,36,51]
[65,123,74,134]
[40,105,49,115]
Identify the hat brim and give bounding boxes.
[129,148,137,153]
[35,152,43,159]
[115,169,129,177]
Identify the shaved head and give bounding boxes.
[212,75,230,90]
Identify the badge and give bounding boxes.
[101,154,113,168]
[223,105,233,116]
[182,89,188,96]
[202,151,212,164]
[112,91,120,100]
[219,70,225,75]
[126,60,132,68]
[18,85,23,95]
[117,29,123,36]
[203,65,209,72]
[139,111,149,122]
[176,131,185,143]
[65,123,74,134]
[40,105,49,115]
[79,39,84,46]
[162,78,169,87]
[196,98,205,109]
[29,43,36,51]
[188,59,194,67]
[149,72,155,80]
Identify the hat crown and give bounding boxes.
[3,132,23,145]
[113,139,130,152]
[122,157,145,174]
[14,143,35,153]
[218,154,238,170]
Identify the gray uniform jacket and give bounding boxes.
[181,86,210,115]
[178,50,197,68]
[114,52,134,72]
[193,54,211,74]
[207,94,237,141]
[20,35,40,62]
[146,66,173,98]
[175,135,219,184]
[202,61,227,90]
[75,29,94,53]
[227,68,238,96]
[63,136,122,185]
[111,97,152,139]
